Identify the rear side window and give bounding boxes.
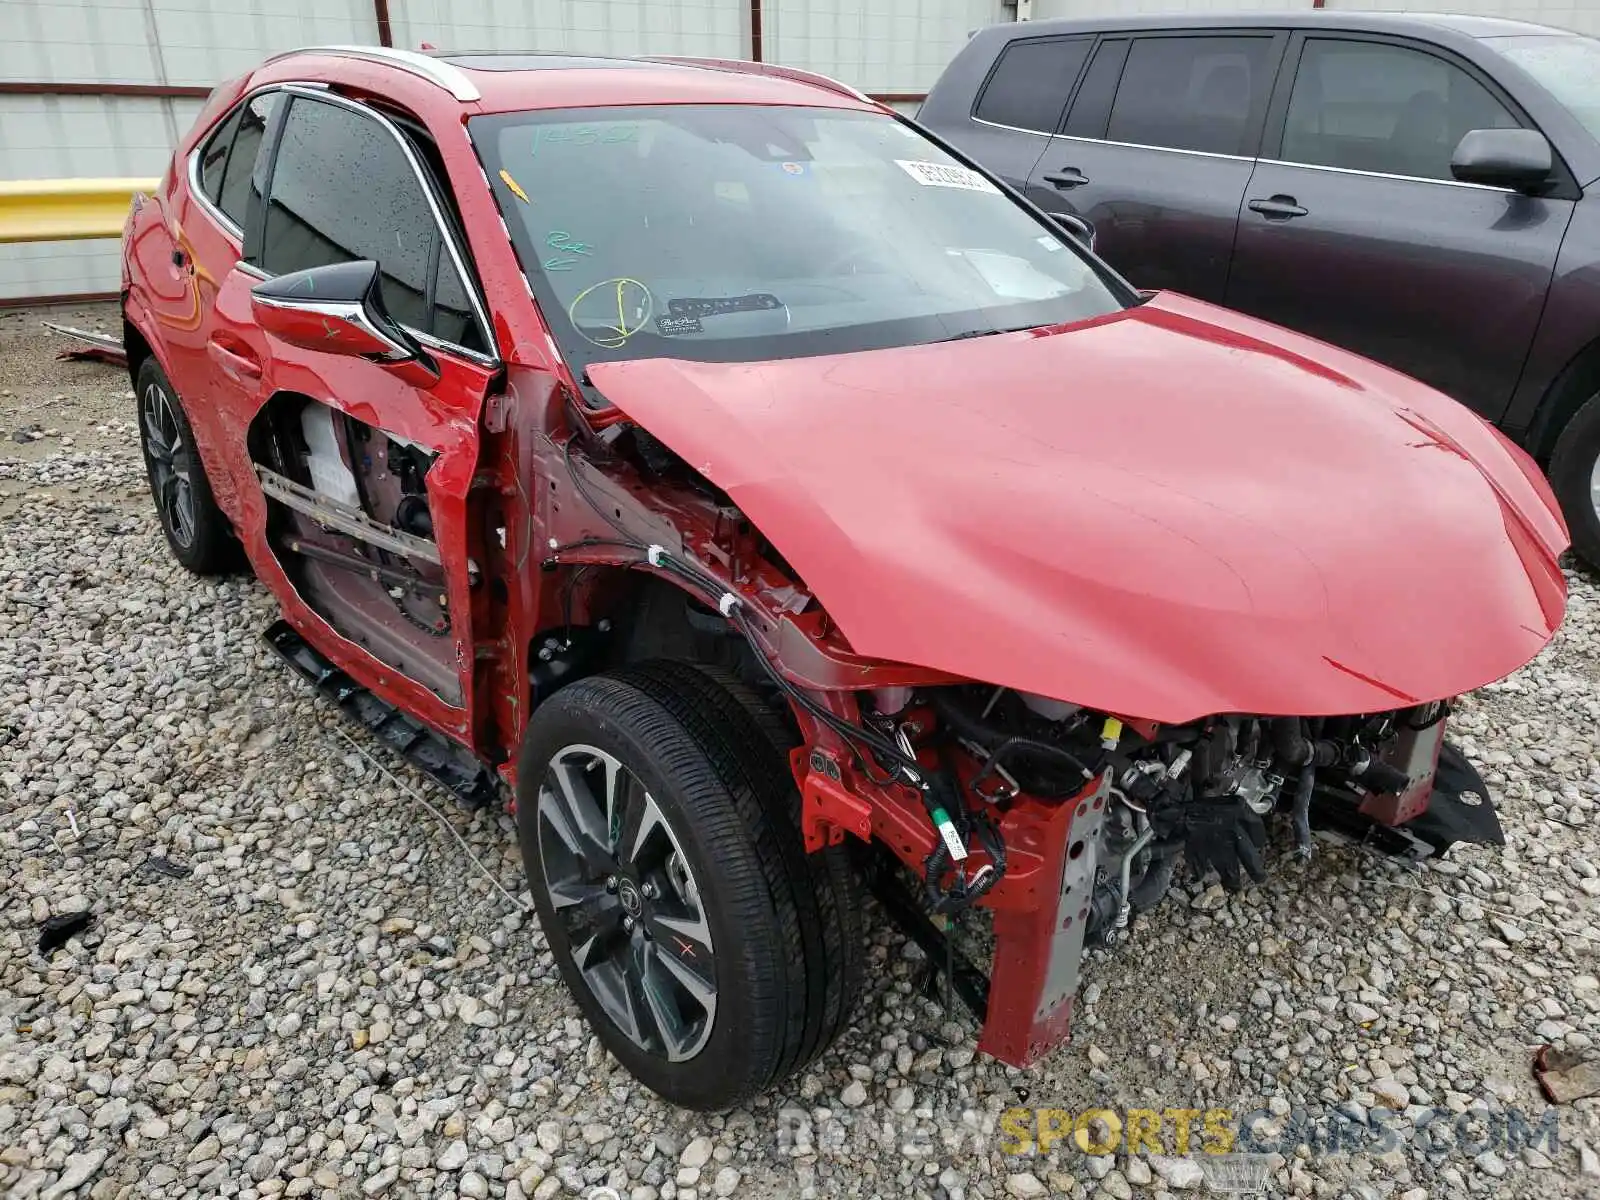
[1281,39,1518,181]
[197,105,243,205]
[216,93,281,228]
[257,95,482,350]
[975,38,1093,133]
[1106,36,1275,156]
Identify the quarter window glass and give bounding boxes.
[198,105,243,205]
[261,97,451,337]
[975,38,1092,133]
[432,260,479,349]
[1106,37,1273,156]
[217,92,280,228]
[1282,40,1518,181]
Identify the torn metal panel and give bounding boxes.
[42,321,127,367]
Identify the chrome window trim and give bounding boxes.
[186,82,327,243]
[971,115,1056,139]
[1254,156,1519,194]
[1048,131,1256,163]
[188,146,242,241]
[976,125,1525,193]
[262,84,500,365]
[411,328,497,367]
[269,45,482,102]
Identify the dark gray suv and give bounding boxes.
[922,12,1600,564]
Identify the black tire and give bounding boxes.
[136,357,235,574]
[515,661,863,1109]
[1549,391,1600,570]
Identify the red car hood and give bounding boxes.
[588,293,1567,723]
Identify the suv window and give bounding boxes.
[1106,36,1274,156]
[257,95,483,351]
[1282,39,1518,181]
[216,93,280,229]
[198,105,243,206]
[975,38,1093,134]
[196,92,281,231]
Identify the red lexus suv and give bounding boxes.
[122,46,1566,1109]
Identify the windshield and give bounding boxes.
[1490,34,1600,145]
[471,104,1126,380]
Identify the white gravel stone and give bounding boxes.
[680,1136,714,1169]
[1150,1156,1207,1190]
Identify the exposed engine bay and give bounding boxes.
[515,396,1530,1069]
[871,685,1496,940]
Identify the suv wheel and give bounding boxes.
[515,661,862,1109]
[136,357,235,574]
[1548,391,1600,569]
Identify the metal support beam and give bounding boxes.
[373,0,394,47]
[0,81,209,98]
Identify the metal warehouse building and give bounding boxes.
[2,0,1597,302]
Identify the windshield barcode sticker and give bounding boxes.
[894,160,1001,194]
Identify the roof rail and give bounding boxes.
[267,45,481,102]
[648,57,871,104]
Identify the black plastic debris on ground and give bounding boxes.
[37,912,94,957]
[137,855,192,881]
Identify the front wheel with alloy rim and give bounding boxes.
[1548,390,1600,570]
[515,661,863,1109]
[135,357,235,574]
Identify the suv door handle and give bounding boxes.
[1248,195,1308,220]
[1042,167,1090,189]
[207,336,262,383]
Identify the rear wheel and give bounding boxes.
[136,357,234,574]
[515,661,862,1109]
[1549,390,1600,570]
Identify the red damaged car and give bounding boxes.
[122,46,1568,1109]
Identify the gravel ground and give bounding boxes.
[4,304,1600,1200]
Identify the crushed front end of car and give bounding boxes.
[544,288,1568,1067]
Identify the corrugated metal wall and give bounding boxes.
[1,0,376,301]
[391,0,748,59]
[2,0,1594,301]
[765,0,997,98]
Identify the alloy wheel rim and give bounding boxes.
[1590,444,1600,526]
[141,383,196,548]
[537,744,717,1061]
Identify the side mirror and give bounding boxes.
[1053,212,1096,253]
[250,260,438,387]
[1450,128,1553,193]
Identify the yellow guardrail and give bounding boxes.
[0,177,159,244]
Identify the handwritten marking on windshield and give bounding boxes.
[529,123,641,157]
[544,231,594,273]
[568,277,653,349]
